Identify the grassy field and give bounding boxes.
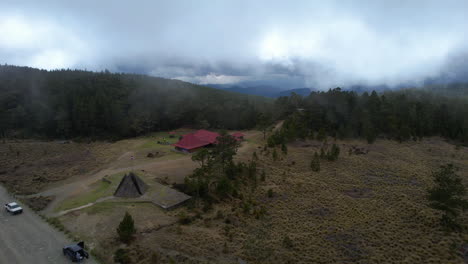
[4,130,467,263]
[54,172,124,212]
[53,133,468,264]
[0,140,132,194]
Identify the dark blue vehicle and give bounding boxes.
[63,241,89,262]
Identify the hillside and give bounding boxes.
[0,65,272,139]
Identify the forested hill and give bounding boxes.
[0,65,271,139]
[270,88,468,145]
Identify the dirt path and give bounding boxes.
[0,185,98,264]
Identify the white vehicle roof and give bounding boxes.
[7,202,19,206]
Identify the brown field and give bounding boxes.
[1,130,467,263]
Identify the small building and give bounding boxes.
[231,132,245,141]
[168,131,176,138]
[114,172,148,198]
[173,129,220,153]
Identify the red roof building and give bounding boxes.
[173,130,221,152]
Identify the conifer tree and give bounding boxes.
[428,164,468,230]
[117,212,136,243]
[311,152,320,172]
[281,143,288,155]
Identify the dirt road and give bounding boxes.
[0,185,98,264]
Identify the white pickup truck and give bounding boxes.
[4,202,23,214]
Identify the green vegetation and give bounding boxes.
[427,164,468,231]
[282,236,294,249]
[0,65,270,140]
[281,143,287,155]
[117,212,136,244]
[325,144,340,161]
[272,88,468,145]
[54,173,123,212]
[114,248,131,264]
[45,216,66,232]
[272,148,278,161]
[184,132,259,202]
[310,152,320,172]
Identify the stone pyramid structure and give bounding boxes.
[114,172,148,198]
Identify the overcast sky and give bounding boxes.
[1,0,467,89]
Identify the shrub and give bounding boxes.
[311,152,320,172]
[327,144,340,161]
[202,201,213,212]
[46,217,66,232]
[151,252,160,263]
[267,189,274,198]
[283,236,294,249]
[281,143,288,155]
[242,201,252,214]
[114,248,131,264]
[320,147,325,159]
[117,212,136,243]
[216,210,224,219]
[316,128,326,141]
[272,149,278,161]
[216,176,234,198]
[223,242,229,253]
[178,211,193,225]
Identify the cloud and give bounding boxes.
[173,74,249,85]
[1,0,468,89]
[0,14,93,70]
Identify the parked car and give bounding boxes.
[63,241,89,262]
[4,202,23,214]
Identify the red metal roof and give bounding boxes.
[193,130,220,143]
[173,130,221,150]
[174,134,209,149]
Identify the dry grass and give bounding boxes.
[18,134,468,263]
[0,134,187,195]
[0,140,123,194]
[231,138,468,264]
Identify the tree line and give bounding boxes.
[271,87,468,145]
[0,65,271,140]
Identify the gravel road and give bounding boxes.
[0,185,98,264]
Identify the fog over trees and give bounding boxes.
[0,65,270,140]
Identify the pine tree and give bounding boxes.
[272,148,278,161]
[320,147,325,159]
[317,128,327,141]
[117,212,136,243]
[311,152,320,172]
[327,144,340,161]
[281,143,288,155]
[428,164,468,231]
